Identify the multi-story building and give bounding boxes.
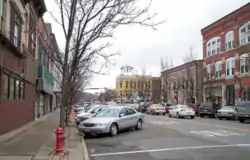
[0,0,46,135]
[161,60,203,105]
[201,3,250,106]
[151,77,161,102]
[116,75,152,101]
[36,18,56,118]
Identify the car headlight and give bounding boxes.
[96,123,109,128]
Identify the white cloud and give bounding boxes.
[43,0,249,90]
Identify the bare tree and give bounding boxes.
[182,46,196,104]
[52,0,162,128]
[160,56,172,102]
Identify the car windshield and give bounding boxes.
[152,105,164,108]
[86,105,100,113]
[95,108,120,117]
[179,105,191,109]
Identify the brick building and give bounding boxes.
[0,0,46,135]
[151,77,161,102]
[201,3,250,106]
[161,60,203,105]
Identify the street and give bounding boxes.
[86,115,250,160]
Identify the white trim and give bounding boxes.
[226,57,235,76]
[206,37,221,57]
[225,31,234,51]
[240,53,249,74]
[90,144,250,157]
[239,21,250,45]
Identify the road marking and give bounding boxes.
[90,144,250,157]
[182,119,250,133]
[149,121,178,125]
[190,130,245,137]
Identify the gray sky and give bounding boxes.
[44,0,249,92]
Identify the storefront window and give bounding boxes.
[20,81,24,100]
[2,74,9,99]
[9,77,15,99]
[15,79,20,99]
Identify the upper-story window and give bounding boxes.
[119,81,122,88]
[239,21,250,45]
[215,61,222,78]
[225,31,234,50]
[206,37,221,57]
[240,54,249,74]
[10,3,22,49]
[226,57,235,76]
[206,63,212,80]
[125,81,128,88]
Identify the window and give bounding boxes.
[15,79,20,99]
[126,108,136,115]
[239,21,250,45]
[9,77,15,99]
[206,37,221,57]
[215,61,222,78]
[125,81,128,88]
[134,81,136,89]
[130,81,132,88]
[1,73,24,100]
[29,13,36,55]
[225,31,234,50]
[10,3,21,49]
[120,81,122,88]
[240,54,249,74]
[226,57,235,76]
[206,63,212,80]
[2,74,9,99]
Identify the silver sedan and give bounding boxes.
[217,106,237,120]
[79,106,144,136]
[169,104,195,119]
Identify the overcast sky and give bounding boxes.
[44,0,249,92]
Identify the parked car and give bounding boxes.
[169,104,195,119]
[75,105,105,125]
[146,104,166,115]
[217,106,237,120]
[236,101,250,123]
[138,102,151,113]
[79,106,144,137]
[199,102,220,118]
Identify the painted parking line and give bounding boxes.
[90,144,250,157]
[190,130,246,137]
[149,121,179,125]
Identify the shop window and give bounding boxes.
[9,77,15,99]
[20,81,24,100]
[15,79,20,99]
[2,74,9,99]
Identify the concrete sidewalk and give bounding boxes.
[0,110,60,160]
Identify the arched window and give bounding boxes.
[239,21,250,45]
[206,63,212,80]
[226,57,235,76]
[240,54,249,74]
[225,31,234,50]
[206,37,221,57]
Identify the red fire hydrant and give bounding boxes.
[55,127,66,153]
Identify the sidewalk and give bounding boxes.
[0,110,60,160]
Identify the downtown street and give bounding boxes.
[86,115,250,160]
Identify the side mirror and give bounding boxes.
[119,113,125,117]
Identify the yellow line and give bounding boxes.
[184,119,250,133]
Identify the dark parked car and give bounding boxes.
[199,102,220,118]
[138,102,151,113]
[236,101,250,123]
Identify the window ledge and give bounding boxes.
[225,75,234,79]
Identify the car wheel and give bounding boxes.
[135,120,143,130]
[169,114,172,117]
[200,114,203,118]
[191,116,194,119]
[218,117,222,120]
[110,123,118,136]
[163,113,166,116]
[239,118,245,123]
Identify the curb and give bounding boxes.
[0,109,60,143]
[79,133,90,160]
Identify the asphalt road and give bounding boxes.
[86,115,250,160]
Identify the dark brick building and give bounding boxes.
[151,77,161,102]
[201,3,250,106]
[0,0,46,135]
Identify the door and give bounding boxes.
[125,108,138,127]
[117,108,130,129]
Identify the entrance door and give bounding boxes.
[226,86,235,106]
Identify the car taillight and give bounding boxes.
[180,109,185,112]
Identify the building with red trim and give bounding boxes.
[201,3,250,106]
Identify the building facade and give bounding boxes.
[151,77,161,102]
[201,3,250,106]
[0,0,46,135]
[116,75,152,101]
[161,60,203,105]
